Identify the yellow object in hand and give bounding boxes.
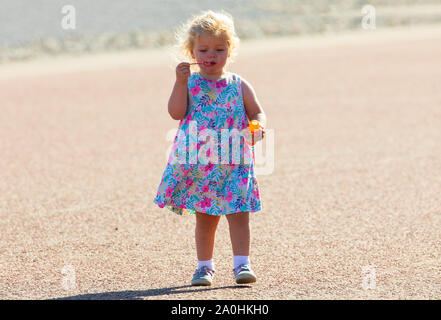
[248,120,260,133]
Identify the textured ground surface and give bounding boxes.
[1,26,441,300]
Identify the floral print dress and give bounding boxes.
[153,72,262,216]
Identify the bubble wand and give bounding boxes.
[247,120,261,164]
[190,61,216,66]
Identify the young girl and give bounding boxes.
[153,10,266,286]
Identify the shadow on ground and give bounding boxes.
[54,285,252,300]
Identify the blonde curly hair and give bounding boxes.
[174,10,240,68]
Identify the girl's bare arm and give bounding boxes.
[168,62,190,120]
[241,77,267,141]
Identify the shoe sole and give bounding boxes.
[191,279,212,286]
[235,272,257,284]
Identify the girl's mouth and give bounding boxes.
[190,61,216,66]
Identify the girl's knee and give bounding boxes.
[226,211,249,223]
[196,211,221,225]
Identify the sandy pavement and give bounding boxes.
[1,26,441,300]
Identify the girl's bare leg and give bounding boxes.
[226,212,250,256]
[195,212,221,261]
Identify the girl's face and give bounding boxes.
[191,33,229,75]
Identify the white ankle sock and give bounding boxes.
[198,259,214,271]
[233,255,250,269]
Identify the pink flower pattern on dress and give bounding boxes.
[226,116,234,128]
[203,163,214,173]
[197,197,212,209]
[190,85,200,96]
[216,79,227,88]
[185,178,194,188]
[165,187,173,197]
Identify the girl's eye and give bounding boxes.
[217,49,224,52]
[199,50,207,52]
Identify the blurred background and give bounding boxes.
[1,0,441,63]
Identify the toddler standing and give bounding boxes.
[154,10,267,286]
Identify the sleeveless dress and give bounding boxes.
[153,71,262,216]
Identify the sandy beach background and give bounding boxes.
[1,1,441,300]
[2,0,441,63]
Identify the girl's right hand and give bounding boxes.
[176,62,191,85]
